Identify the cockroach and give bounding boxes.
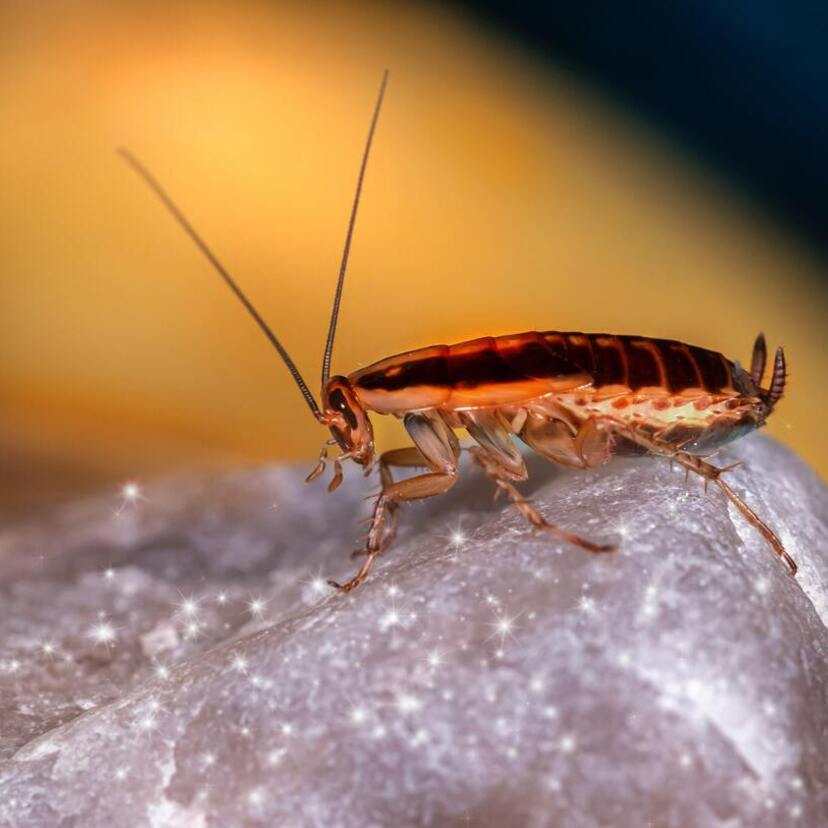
[120,71,796,592]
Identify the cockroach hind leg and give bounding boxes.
[627,426,797,577]
[470,447,615,555]
[714,475,798,576]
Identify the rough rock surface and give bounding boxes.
[0,434,827,828]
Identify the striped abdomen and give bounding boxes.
[350,331,754,414]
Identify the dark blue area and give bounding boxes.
[459,2,828,259]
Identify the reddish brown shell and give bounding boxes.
[350,330,755,415]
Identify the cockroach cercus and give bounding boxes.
[120,71,796,592]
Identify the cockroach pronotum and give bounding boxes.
[120,71,795,592]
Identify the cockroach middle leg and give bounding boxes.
[469,447,615,554]
[620,426,797,575]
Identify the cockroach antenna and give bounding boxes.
[119,69,388,418]
[117,146,322,418]
[320,69,389,389]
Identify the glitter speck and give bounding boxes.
[578,596,596,614]
[121,482,141,501]
[395,693,421,714]
[349,705,368,725]
[87,621,117,646]
[380,609,401,629]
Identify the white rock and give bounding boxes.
[0,434,826,827]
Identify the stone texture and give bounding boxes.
[0,434,827,827]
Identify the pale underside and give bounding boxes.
[354,376,765,467]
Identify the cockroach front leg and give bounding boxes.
[620,425,797,575]
[469,447,615,554]
[351,447,428,559]
[329,412,460,593]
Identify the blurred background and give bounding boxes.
[1,0,826,518]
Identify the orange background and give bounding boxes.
[1,0,826,516]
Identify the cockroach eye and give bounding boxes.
[329,388,358,430]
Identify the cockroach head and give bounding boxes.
[322,376,374,467]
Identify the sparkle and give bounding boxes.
[445,521,469,550]
[611,517,633,540]
[116,481,146,515]
[154,663,171,680]
[349,704,369,725]
[114,768,128,781]
[395,692,422,715]
[559,733,577,753]
[486,610,521,645]
[301,570,333,604]
[380,608,402,630]
[201,752,216,767]
[40,641,57,658]
[247,596,267,618]
[122,481,142,501]
[87,621,117,647]
[216,592,228,605]
[754,576,770,595]
[578,595,596,614]
[310,577,328,595]
[104,568,115,581]
[231,654,249,674]
[136,698,162,732]
[175,594,201,619]
[247,788,265,807]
